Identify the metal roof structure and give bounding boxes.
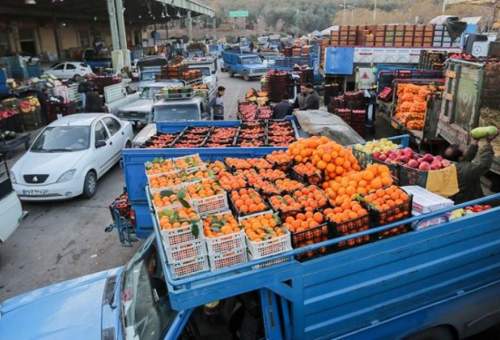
[0,0,214,23]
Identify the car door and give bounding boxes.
[49,63,65,78]
[64,63,77,79]
[93,120,113,176]
[102,116,124,165]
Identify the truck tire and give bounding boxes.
[405,326,456,340]
[82,171,97,199]
[243,74,250,81]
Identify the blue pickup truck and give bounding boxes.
[1,132,500,340]
[221,50,268,81]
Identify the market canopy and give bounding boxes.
[0,0,214,24]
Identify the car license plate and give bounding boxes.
[22,189,49,196]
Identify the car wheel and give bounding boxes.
[73,74,82,81]
[82,171,97,198]
[243,74,250,81]
[125,140,131,148]
[230,72,235,78]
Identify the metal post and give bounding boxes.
[106,0,120,51]
[187,10,192,42]
[52,16,62,60]
[213,17,216,40]
[114,0,130,67]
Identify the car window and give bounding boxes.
[94,121,109,144]
[80,63,88,68]
[53,64,65,70]
[103,117,121,136]
[66,63,76,70]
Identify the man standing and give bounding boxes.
[209,86,226,120]
[303,83,320,110]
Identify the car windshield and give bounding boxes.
[192,67,211,76]
[154,104,200,121]
[242,56,262,65]
[31,126,90,152]
[141,72,157,81]
[122,239,176,340]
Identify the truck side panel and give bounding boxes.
[294,209,500,339]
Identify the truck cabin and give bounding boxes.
[152,97,208,122]
[137,56,168,82]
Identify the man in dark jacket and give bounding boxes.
[209,86,225,120]
[444,134,496,204]
[303,83,320,110]
[273,94,293,119]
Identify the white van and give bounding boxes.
[0,155,22,243]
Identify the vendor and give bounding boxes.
[294,85,307,110]
[209,86,226,120]
[273,94,293,119]
[444,133,496,204]
[303,83,320,110]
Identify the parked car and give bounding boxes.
[44,62,94,80]
[10,114,133,201]
[0,154,22,243]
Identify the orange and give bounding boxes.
[363,170,374,181]
[327,164,336,173]
[317,160,327,170]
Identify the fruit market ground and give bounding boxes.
[0,71,257,301]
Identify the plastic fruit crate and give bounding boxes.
[365,192,413,227]
[164,239,207,263]
[205,229,246,254]
[169,255,209,279]
[335,226,371,251]
[160,220,203,248]
[290,222,333,261]
[330,214,370,235]
[246,228,292,260]
[191,192,229,216]
[376,225,410,240]
[208,248,248,271]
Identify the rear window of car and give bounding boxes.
[80,63,88,68]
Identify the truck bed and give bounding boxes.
[153,195,500,339]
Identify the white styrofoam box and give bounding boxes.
[402,186,454,214]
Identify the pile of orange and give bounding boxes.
[158,207,199,230]
[283,211,324,233]
[247,158,272,169]
[275,178,304,193]
[225,158,252,170]
[266,151,292,166]
[149,169,212,190]
[152,191,185,209]
[146,159,175,175]
[269,195,303,214]
[311,141,360,180]
[324,201,368,224]
[293,185,328,212]
[203,212,241,238]
[322,164,393,206]
[242,213,286,242]
[287,136,330,163]
[230,188,267,215]
[208,161,226,175]
[218,171,247,191]
[185,180,224,199]
[258,169,286,181]
[174,155,204,169]
[363,185,409,213]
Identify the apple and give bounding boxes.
[434,155,443,162]
[442,159,451,167]
[408,159,419,168]
[422,153,434,163]
[372,151,381,159]
[419,161,431,171]
[379,154,387,161]
[388,152,398,160]
[430,160,442,170]
[399,155,409,163]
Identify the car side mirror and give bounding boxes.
[95,140,107,148]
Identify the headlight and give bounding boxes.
[10,171,16,184]
[57,169,76,183]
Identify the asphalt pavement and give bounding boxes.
[0,72,259,301]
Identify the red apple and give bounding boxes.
[419,161,431,171]
[442,159,451,167]
[430,160,442,170]
[422,153,434,163]
[379,154,387,161]
[408,159,419,168]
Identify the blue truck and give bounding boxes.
[1,131,500,340]
[221,50,268,81]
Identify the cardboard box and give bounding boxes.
[402,186,454,214]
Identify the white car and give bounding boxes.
[45,62,94,80]
[0,156,22,243]
[11,114,134,201]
